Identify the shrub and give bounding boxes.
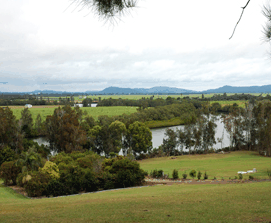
[39,161,60,179]
[76,156,93,169]
[203,171,208,180]
[213,176,217,180]
[249,175,254,180]
[182,173,187,179]
[172,169,179,180]
[44,179,66,197]
[82,169,99,192]
[238,173,243,180]
[189,170,196,179]
[197,171,202,180]
[109,158,145,188]
[16,172,32,187]
[234,176,238,180]
[24,171,50,197]
[267,169,271,178]
[150,169,158,178]
[157,170,164,178]
[0,161,21,185]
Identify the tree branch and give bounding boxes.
[229,0,251,40]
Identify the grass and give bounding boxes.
[210,100,247,108]
[139,151,271,179]
[0,179,271,222]
[8,106,138,122]
[0,152,271,222]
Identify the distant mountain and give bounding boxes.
[1,85,271,95]
[202,85,271,94]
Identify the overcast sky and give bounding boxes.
[0,0,270,92]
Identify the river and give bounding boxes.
[33,116,230,152]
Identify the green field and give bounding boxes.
[139,151,271,179]
[1,151,271,222]
[210,100,247,108]
[9,106,138,122]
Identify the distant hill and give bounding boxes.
[202,85,271,94]
[1,85,271,95]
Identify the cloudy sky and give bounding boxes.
[0,0,270,92]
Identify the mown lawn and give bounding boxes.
[139,151,271,179]
[0,179,271,222]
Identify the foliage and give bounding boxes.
[125,121,152,156]
[0,146,16,166]
[16,172,31,187]
[0,161,21,185]
[0,107,23,153]
[45,105,87,153]
[189,170,196,179]
[16,147,43,173]
[238,173,243,180]
[267,169,271,178]
[182,173,188,179]
[39,161,60,179]
[20,108,33,137]
[162,128,178,156]
[249,175,254,180]
[172,169,179,179]
[204,171,208,180]
[24,171,50,197]
[197,171,202,180]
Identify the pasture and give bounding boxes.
[0,151,271,222]
[1,180,271,222]
[7,106,138,122]
[139,151,271,179]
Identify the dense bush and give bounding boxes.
[0,161,21,185]
[107,157,146,188]
[150,169,164,178]
[39,161,59,179]
[16,172,31,187]
[24,171,50,197]
[182,173,188,179]
[0,146,16,166]
[172,169,179,179]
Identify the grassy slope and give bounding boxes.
[1,152,271,222]
[139,151,271,179]
[0,180,270,222]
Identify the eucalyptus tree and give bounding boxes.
[162,128,178,156]
[20,108,33,138]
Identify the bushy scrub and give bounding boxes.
[150,169,164,178]
[39,161,60,179]
[0,146,16,166]
[0,161,21,185]
[249,175,254,180]
[238,173,243,180]
[182,173,188,179]
[189,170,196,179]
[50,152,73,165]
[172,169,179,179]
[16,172,32,187]
[24,171,50,197]
[106,157,146,188]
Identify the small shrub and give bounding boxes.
[189,170,196,179]
[249,175,254,180]
[234,176,238,180]
[150,169,158,178]
[172,169,179,180]
[182,173,188,179]
[203,171,208,180]
[238,173,243,180]
[197,171,202,180]
[157,170,164,178]
[213,176,217,180]
[267,169,271,178]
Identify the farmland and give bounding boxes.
[5,106,138,122]
[139,151,271,179]
[1,151,271,222]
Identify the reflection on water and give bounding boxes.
[33,116,230,153]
